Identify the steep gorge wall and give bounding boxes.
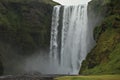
[80,0,120,75]
[0,0,57,75]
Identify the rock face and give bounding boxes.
[0,0,57,54]
[80,0,120,74]
[0,0,57,75]
[0,56,3,75]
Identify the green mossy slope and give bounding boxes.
[80,0,120,75]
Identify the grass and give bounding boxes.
[55,75,120,80]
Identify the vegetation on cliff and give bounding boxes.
[0,0,57,75]
[0,0,57,54]
[80,0,120,75]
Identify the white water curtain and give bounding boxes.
[53,0,91,5]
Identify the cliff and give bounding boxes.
[0,0,57,75]
[80,0,120,74]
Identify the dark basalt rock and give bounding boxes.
[0,58,3,75]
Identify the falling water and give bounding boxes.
[50,4,95,74]
[50,5,61,60]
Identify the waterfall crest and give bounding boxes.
[50,4,95,74]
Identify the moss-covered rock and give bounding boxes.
[80,0,120,75]
[0,0,57,55]
[0,0,58,75]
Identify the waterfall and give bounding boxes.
[50,5,61,60]
[50,4,95,74]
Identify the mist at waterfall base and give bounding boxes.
[25,4,96,75]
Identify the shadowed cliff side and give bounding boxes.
[0,55,3,75]
[0,0,58,75]
[80,0,120,75]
